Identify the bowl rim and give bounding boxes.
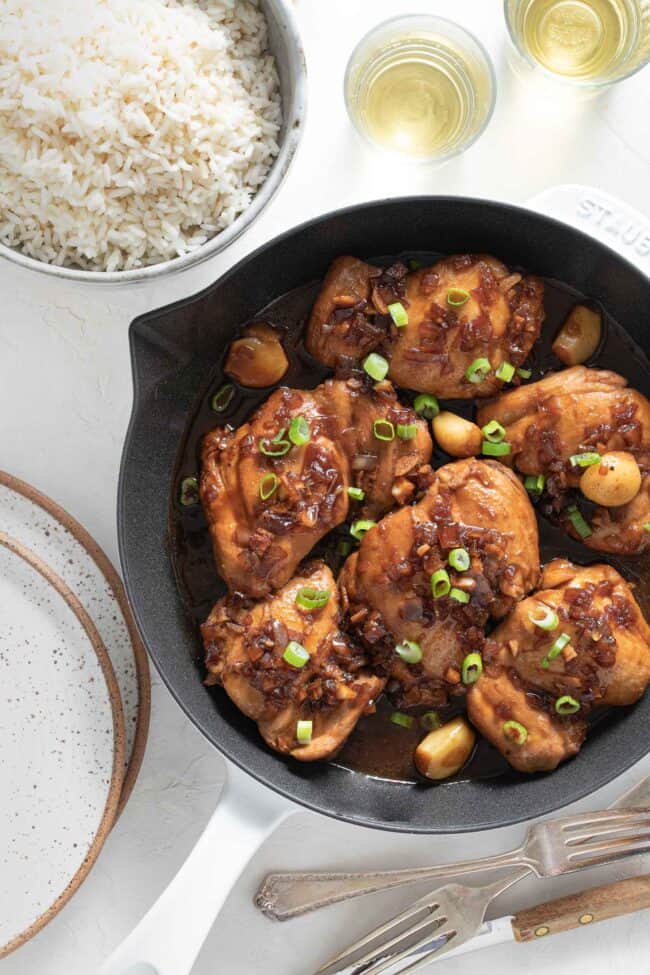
[0,0,307,285]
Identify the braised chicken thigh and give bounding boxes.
[467,559,650,773]
[339,459,540,708]
[202,563,384,761]
[200,377,432,597]
[306,254,544,398]
[476,366,650,554]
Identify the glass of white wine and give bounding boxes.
[344,15,496,163]
[505,0,650,86]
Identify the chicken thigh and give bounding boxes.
[202,562,384,761]
[467,559,650,773]
[476,366,650,554]
[200,377,432,596]
[339,459,540,708]
[306,254,544,398]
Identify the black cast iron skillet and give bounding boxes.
[118,196,650,834]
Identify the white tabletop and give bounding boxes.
[2,1,650,973]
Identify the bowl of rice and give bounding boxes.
[0,0,306,282]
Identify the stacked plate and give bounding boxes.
[0,471,150,959]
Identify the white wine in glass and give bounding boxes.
[505,0,650,85]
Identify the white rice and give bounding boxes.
[0,0,282,271]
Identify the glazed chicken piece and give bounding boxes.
[306,254,544,398]
[202,563,384,761]
[467,559,650,773]
[200,377,432,597]
[476,366,650,554]
[339,459,540,708]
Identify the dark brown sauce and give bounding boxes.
[169,251,650,784]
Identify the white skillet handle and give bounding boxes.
[527,183,650,277]
[100,761,293,975]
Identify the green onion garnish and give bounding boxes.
[495,361,515,383]
[337,540,353,557]
[448,547,470,572]
[421,711,441,730]
[395,640,423,664]
[259,428,291,457]
[462,652,483,685]
[528,604,559,631]
[179,476,199,507]
[431,568,451,598]
[525,474,546,496]
[295,587,330,611]
[555,695,581,715]
[482,441,511,457]
[388,302,409,327]
[481,420,506,444]
[450,587,470,604]
[503,720,528,745]
[390,711,414,729]
[396,423,417,439]
[296,719,313,743]
[289,415,310,446]
[644,523,650,532]
[466,357,491,384]
[373,418,395,442]
[413,393,440,419]
[210,383,235,413]
[567,505,592,539]
[363,352,389,382]
[259,472,279,501]
[542,632,571,669]
[517,367,532,379]
[283,641,310,668]
[347,486,365,501]
[569,452,601,468]
[350,519,375,540]
[409,259,421,271]
[447,287,470,307]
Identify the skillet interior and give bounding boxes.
[118,197,650,832]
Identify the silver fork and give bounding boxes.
[258,797,650,921]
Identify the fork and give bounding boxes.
[258,801,650,921]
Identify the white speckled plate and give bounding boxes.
[0,532,124,958]
[0,471,151,815]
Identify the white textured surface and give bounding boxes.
[0,0,649,973]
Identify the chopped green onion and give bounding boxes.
[388,302,409,327]
[495,361,515,383]
[179,476,199,507]
[363,352,389,382]
[337,540,353,557]
[409,258,421,271]
[482,441,511,457]
[570,452,601,468]
[542,632,571,669]
[462,652,483,685]
[528,604,559,631]
[431,568,451,598]
[295,587,330,611]
[350,519,375,540]
[259,472,279,501]
[390,711,414,729]
[447,287,470,307]
[555,695,581,715]
[466,357,491,384]
[421,711,441,730]
[448,547,470,572]
[259,428,291,457]
[525,474,546,496]
[347,486,365,501]
[397,423,417,439]
[283,641,310,668]
[503,720,528,745]
[413,393,440,419]
[481,420,506,444]
[289,415,310,447]
[395,640,423,665]
[517,367,532,379]
[567,504,592,539]
[373,418,395,442]
[210,383,235,413]
[296,719,313,743]
[644,523,650,532]
[450,587,470,604]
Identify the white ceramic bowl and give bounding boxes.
[0,0,307,284]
